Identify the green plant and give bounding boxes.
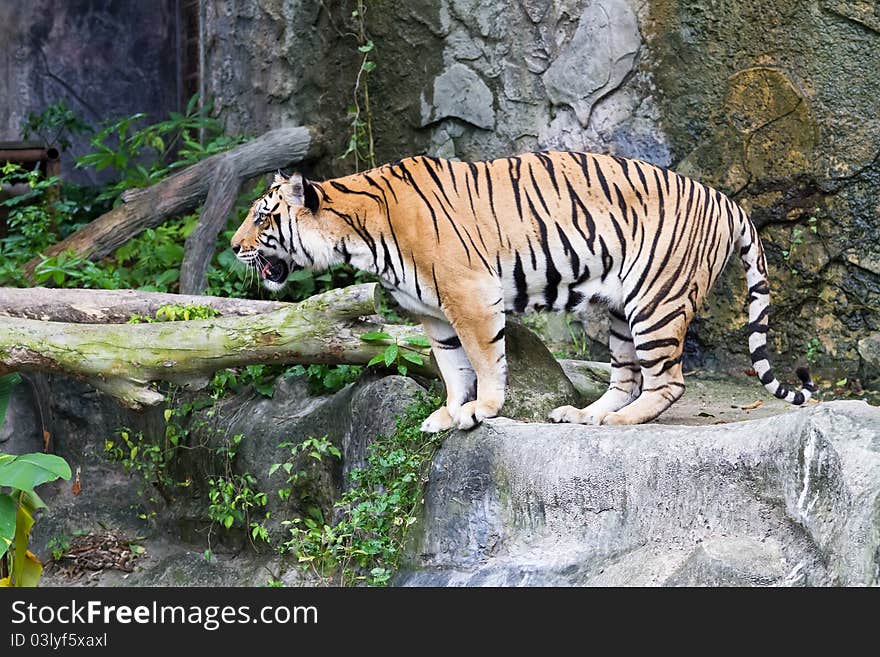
[105,428,180,504]
[279,394,442,586]
[22,100,93,152]
[566,321,592,358]
[360,331,431,376]
[270,435,341,519]
[805,337,823,365]
[0,451,72,587]
[128,303,220,324]
[342,0,377,170]
[286,364,364,394]
[47,534,70,562]
[76,94,243,205]
[207,472,268,532]
[208,432,269,543]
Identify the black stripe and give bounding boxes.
[750,345,769,365]
[513,251,528,313]
[489,327,505,344]
[599,235,613,281]
[759,369,775,385]
[484,164,503,242]
[435,335,461,349]
[565,290,584,312]
[525,193,561,310]
[792,391,805,405]
[555,223,579,277]
[746,321,769,334]
[526,234,537,270]
[447,159,458,195]
[431,264,443,306]
[528,163,551,217]
[593,157,613,203]
[508,157,524,221]
[637,337,680,351]
[379,233,398,283]
[411,254,422,300]
[432,190,472,265]
[396,161,440,241]
[534,152,560,195]
[421,157,455,209]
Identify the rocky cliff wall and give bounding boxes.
[203,0,880,383]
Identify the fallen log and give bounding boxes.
[0,287,290,324]
[0,283,433,409]
[22,126,322,294]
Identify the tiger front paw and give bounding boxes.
[420,406,455,433]
[455,400,500,430]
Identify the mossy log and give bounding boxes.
[0,283,433,409]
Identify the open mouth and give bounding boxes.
[259,255,289,284]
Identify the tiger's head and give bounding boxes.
[230,171,325,292]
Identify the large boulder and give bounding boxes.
[398,401,880,586]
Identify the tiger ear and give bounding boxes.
[273,170,288,186]
[281,172,320,213]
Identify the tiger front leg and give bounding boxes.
[418,316,477,433]
[443,300,507,431]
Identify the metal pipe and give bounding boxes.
[0,148,48,163]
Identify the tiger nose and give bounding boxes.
[231,243,241,254]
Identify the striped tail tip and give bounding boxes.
[795,366,818,394]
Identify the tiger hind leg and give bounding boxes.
[549,310,642,425]
[599,313,687,426]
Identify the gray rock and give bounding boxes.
[397,401,880,586]
[557,359,609,402]
[420,63,495,130]
[858,333,880,371]
[542,0,641,126]
[0,377,43,454]
[503,319,582,422]
[664,537,788,587]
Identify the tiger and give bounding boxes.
[230,151,816,432]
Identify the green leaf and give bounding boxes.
[401,351,424,365]
[360,331,393,343]
[0,453,72,494]
[384,344,399,367]
[403,335,431,348]
[0,493,16,560]
[367,354,385,367]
